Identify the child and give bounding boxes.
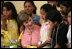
[18,10,40,48]
[45,9,68,48]
[40,4,56,25]
[24,1,40,25]
[67,10,71,48]
[1,2,19,47]
[38,4,56,48]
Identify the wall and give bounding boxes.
[5,1,47,16]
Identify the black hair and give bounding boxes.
[46,9,63,24]
[59,1,71,16]
[40,4,56,13]
[58,1,71,8]
[3,2,18,21]
[24,1,37,14]
[3,2,20,34]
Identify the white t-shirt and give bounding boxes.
[67,25,71,47]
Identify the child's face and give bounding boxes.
[23,17,33,29]
[68,11,71,25]
[40,9,47,20]
[3,7,13,19]
[24,2,34,13]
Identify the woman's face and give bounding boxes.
[24,2,34,13]
[40,9,47,20]
[60,4,68,15]
[23,17,33,29]
[3,7,13,19]
[68,11,71,25]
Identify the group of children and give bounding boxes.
[1,1,71,48]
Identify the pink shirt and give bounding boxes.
[21,25,40,47]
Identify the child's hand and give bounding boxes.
[37,46,42,48]
[46,37,51,44]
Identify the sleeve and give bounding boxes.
[57,23,68,48]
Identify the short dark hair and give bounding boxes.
[40,4,56,13]
[46,9,63,24]
[24,1,37,14]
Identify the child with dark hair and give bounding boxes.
[37,4,56,48]
[24,1,40,25]
[18,10,40,48]
[1,2,19,48]
[40,4,56,24]
[45,9,68,48]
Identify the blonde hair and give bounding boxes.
[17,10,32,32]
[18,10,32,24]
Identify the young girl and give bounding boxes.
[67,10,71,48]
[1,2,19,47]
[46,10,68,48]
[40,4,56,25]
[24,1,40,25]
[38,4,56,48]
[18,11,40,48]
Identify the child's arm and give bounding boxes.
[37,40,50,48]
[48,21,55,38]
[37,22,54,48]
[1,14,7,30]
[47,24,54,43]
